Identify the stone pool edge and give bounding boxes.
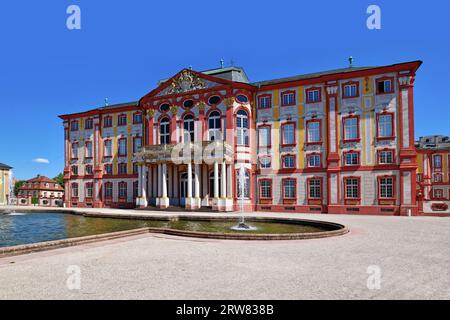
[0,208,349,258]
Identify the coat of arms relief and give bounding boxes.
[167,70,207,94]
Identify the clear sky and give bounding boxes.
[0,0,449,180]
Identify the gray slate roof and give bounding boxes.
[0,163,12,170]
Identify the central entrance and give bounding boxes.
[179,172,194,207]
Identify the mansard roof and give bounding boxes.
[0,163,12,170]
[415,135,450,151]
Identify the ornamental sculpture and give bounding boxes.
[168,70,207,94]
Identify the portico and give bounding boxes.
[136,141,235,211]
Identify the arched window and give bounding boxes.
[236,110,249,146]
[208,111,222,141]
[160,117,170,144]
[183,115,195,142]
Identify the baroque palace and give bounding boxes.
[60,60,435,215]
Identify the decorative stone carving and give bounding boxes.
[224,97,235,109]
[170,105,178,115]
[304,144,322,152]
[146,108,156,118]
[326,86,338,96]
[168,70,206,94]
[197,100,206,111]
[398,75,415,87]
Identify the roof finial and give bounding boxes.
[348,56,354,68]
[188,65,193,70]
[220,58,224,69]
[104,98,109,107]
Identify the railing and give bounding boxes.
[139,141,234,164]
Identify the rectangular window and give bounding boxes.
[344,152,359,166]
[118,114,127,126]
[377,114,393,138]
[306,88,321,103]
[104,183,113,199]
[118,163,127,175]
[258,95,272,109]
[379,177,394,199]
[433,189,444,199]
[345,178,359,199]
[85,165,93,175]
[104,116,112,128]
[71,142,78,159]
[379,150,394,164]
[282,155,296,169]
[306,120,321,143]
[72,184,79,197]
[85,119,93,130]
[377,79,393,94]
[119,183,127,199]
[433,173,442,183]
[344,116,359,141]
[71,166,78,176]
[133,113,143,124]
[308,179,322,199]
[433,155,442,168]
[104,164,113,175]
[85,141,93,158]
[70,121,79,132]
[282,123,295,145]
[85,183,93,198]
[307,154,321,168]
[283,179,296,199]
[281,92,295,106]
[260,180,272,199]
[259,126,270,147]
[133,137,142,154]
[343,83,358,98]
[104,140,112,158]
[118,138,127,157]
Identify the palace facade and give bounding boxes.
[60,60,423,215]
[17,175,64,207]
[416,136,450,213]
[0,163,12,205]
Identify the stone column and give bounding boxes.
[157,164,162,197]
[187,162,193,198]
[214,161,219,199]
[226,164,232,198]
[221,161,227,198]
[194,164,200,199]
[162,164,168,198]
[147,165,152,201]
[173,166,179,200]
[137,165,143,198]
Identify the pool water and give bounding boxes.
[0,212,329,247]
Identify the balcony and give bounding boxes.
[138,141,234,164]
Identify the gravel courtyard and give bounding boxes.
[0,210,449,300]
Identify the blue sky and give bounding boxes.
[0,0,449,180]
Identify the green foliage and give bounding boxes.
[53,173,64,188]
[31,197,39,205]
[14,180,25,196]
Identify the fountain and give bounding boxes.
[231,165,257,231]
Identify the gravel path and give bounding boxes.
[0,209,449,300]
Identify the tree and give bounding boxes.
[14,180,25,196]
[53,173,64,188]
